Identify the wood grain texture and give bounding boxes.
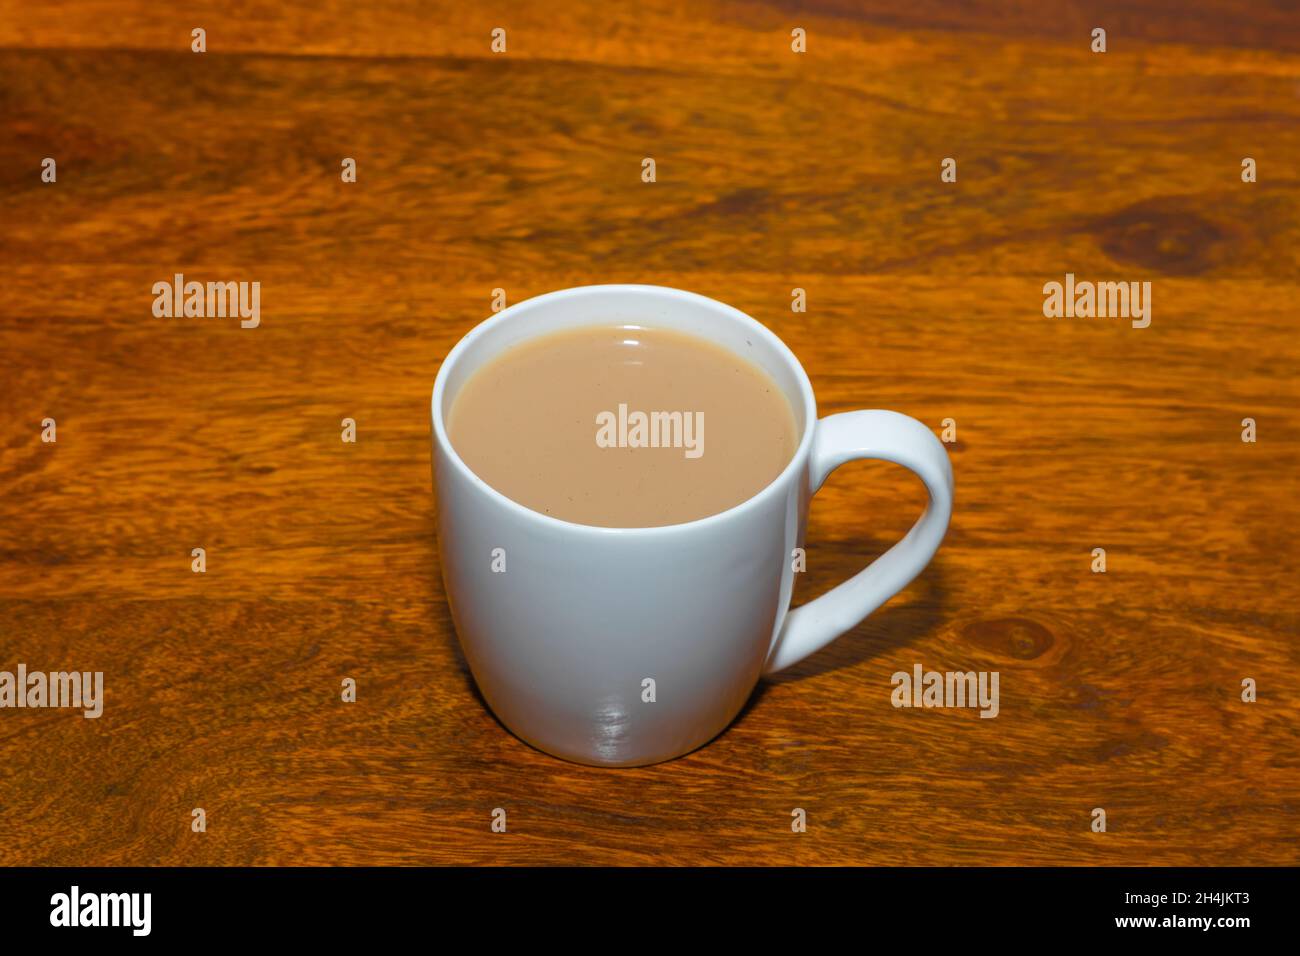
[1,0,1298,866]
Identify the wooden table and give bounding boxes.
[1,1,1297,866]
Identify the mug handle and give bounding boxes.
[763,410,954,675]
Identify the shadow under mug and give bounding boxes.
[431,284,953,767]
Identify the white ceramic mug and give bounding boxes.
[431,285,953,766]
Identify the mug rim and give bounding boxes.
[430,283,818,536]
